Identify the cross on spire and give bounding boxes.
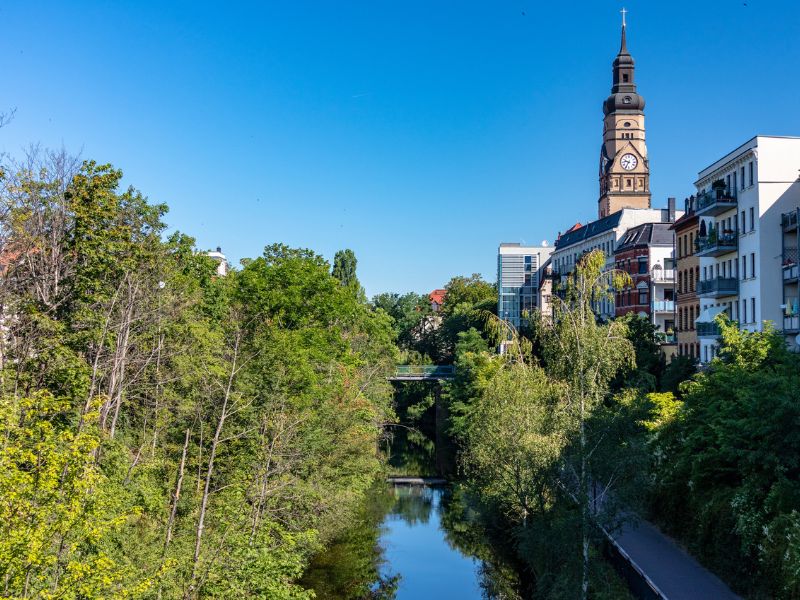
[618,8,629,54]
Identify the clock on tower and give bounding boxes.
[598,11,651,219]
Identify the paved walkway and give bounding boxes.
[613,517,741,599]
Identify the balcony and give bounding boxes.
[697,321,721,337]
[784,315,800,333]
[784,263,799,283]
[695,186,737,217]
[697,276,738,298]
[652,300,675,312]
[651,269,675,283]
[782,210,799,233]
[697,232,737,257]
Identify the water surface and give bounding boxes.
[382,485,482,599]
[302,482,521,599]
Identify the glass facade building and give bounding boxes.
[497,243,552,329]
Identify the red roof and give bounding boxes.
[429,289,446,304]
[566,222,582,233]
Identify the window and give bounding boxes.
[742,255,747,279]
[751,297,756,324]
[726,174,731,190]
[638,290,648,305]
[689,232,694,254]
[638,258,648,274]
[626,178,632,187]
[742,299,747,323]
[740,166,745,190]
[749,161,754,186]
[733,171,737,192]
[750,207,755,231]
[678,271,683,294]
[622,73,629,83]
[741,210,746,233]
[751,253,756,278]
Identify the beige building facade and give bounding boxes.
[672,199,700,359]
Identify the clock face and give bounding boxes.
[620,154,638,170]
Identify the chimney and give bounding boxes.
[216,246,222,253]
[667,197,676,223]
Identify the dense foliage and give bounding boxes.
[0,150,397,598]
[651,317,800,598]
[447,252,644,599]
[372,273,496,364]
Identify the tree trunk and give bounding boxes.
[190,332,239,594]
[165,428,190,552]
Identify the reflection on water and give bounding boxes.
[382,485,482,599]
[384,425,438,477]
[302,484,523,600]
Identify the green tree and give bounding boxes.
[614,313,666,392]
[537,250,637,599]
[651,316,800,598]
[332,248,358,288]
[0,392,154,598]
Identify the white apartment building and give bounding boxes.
[207,247,229,277]
[550,204,678,319]
[497,243,553,329]
[695,136,800,363]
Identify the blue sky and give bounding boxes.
[2,1,799,297]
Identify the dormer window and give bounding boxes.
[623,96,632,104]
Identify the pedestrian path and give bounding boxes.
[613,517,741,599]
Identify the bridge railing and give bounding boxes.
[394,365,455,378]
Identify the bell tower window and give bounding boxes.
[622,73,629,83]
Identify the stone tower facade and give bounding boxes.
[598,16,651,219]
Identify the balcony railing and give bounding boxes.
[697,276,738,298]
[782,210,799,232]
[651,300,675,312]
[695,186,737,217]
[784,315,800,333]
[784,261,799,282]
[697,321,721,337]
[651,269,675,282]
[697,233,738,257]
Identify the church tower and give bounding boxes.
[598,10,651,219]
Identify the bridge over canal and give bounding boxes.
[388,365,455,381]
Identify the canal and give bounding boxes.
[301,400,526,600]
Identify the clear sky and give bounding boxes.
[1,1,799,297]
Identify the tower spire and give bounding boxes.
[619,8,628,54]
